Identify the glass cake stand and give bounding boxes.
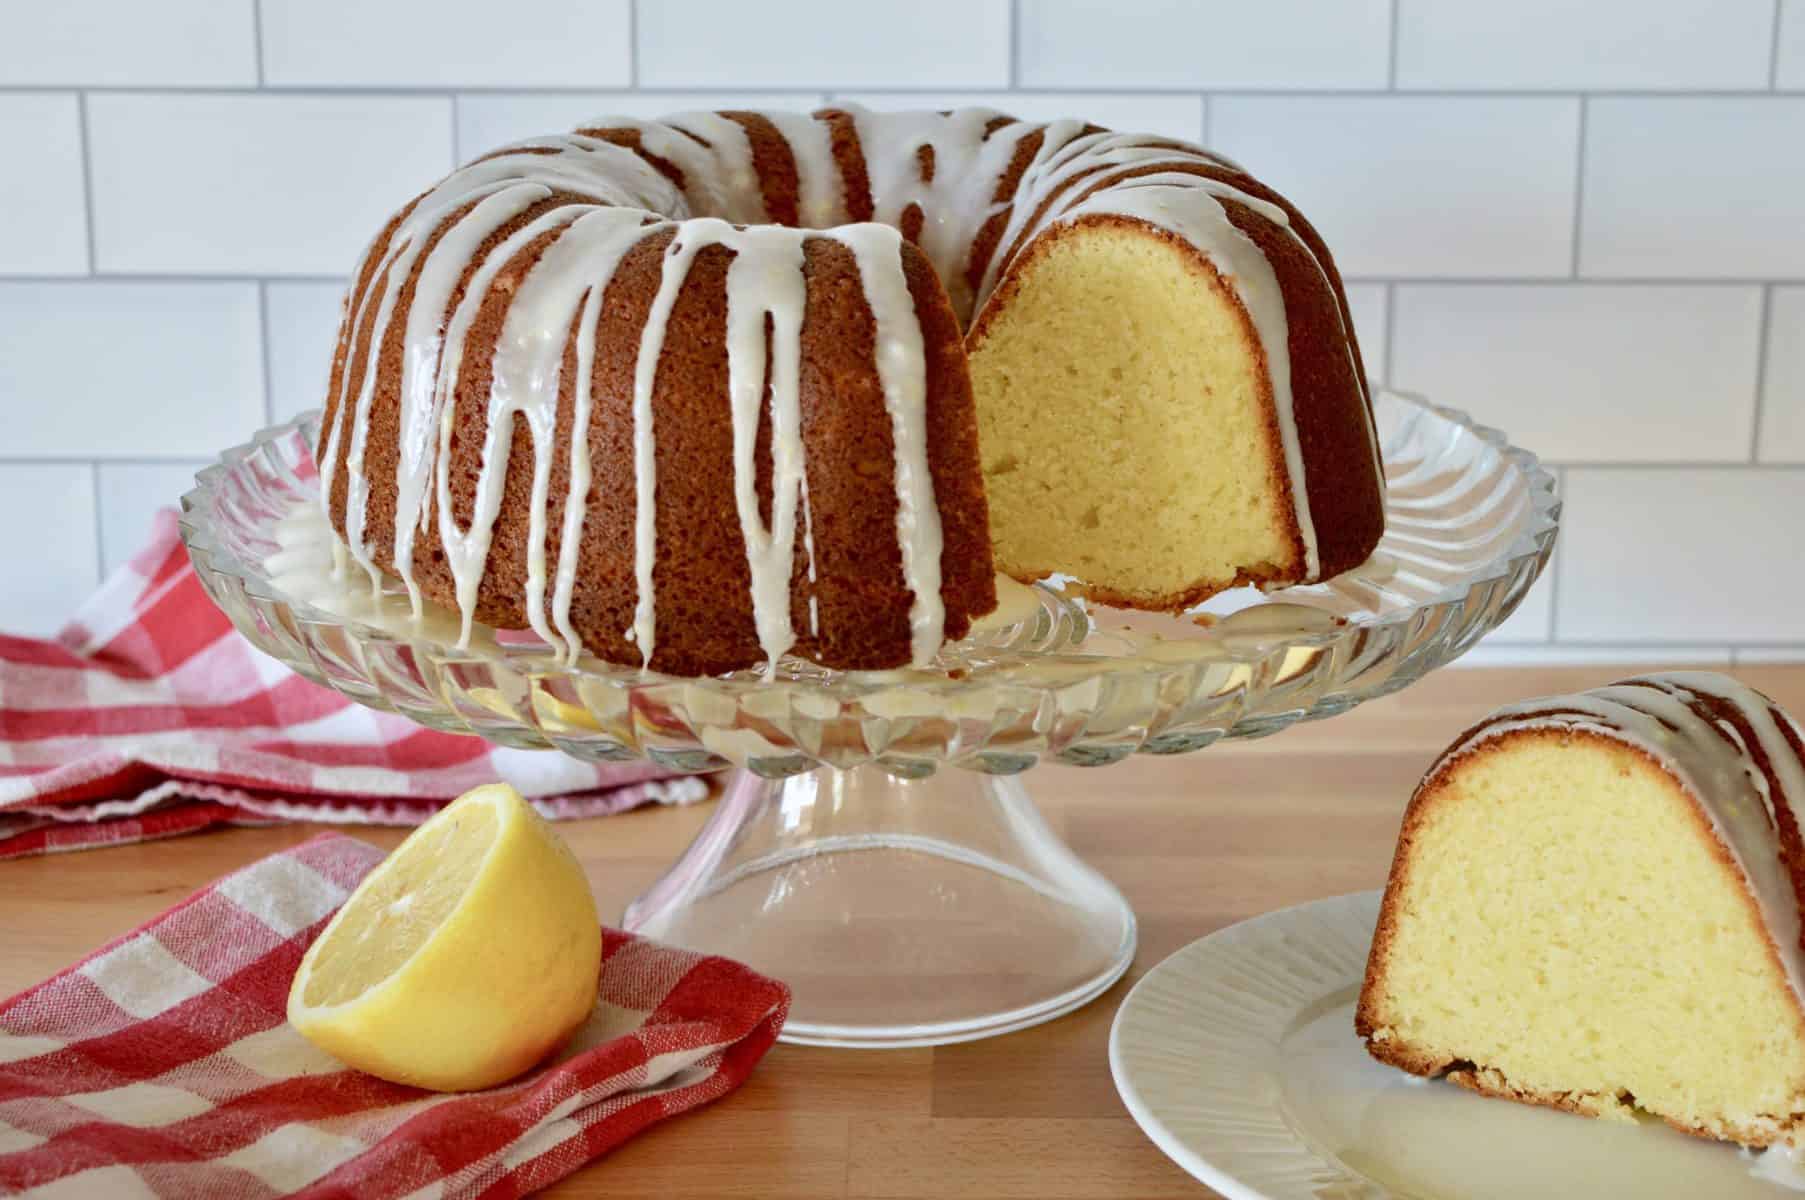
[180,389,1558,1048]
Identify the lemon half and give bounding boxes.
[288,783,601,1091]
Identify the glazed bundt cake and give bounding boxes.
[1357,672,1805,1148]
[315,106,1382,675]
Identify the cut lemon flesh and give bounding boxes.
[288,783,601,1091]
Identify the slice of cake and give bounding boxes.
[1356,671,1805,1147]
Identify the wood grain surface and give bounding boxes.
[5,663,1799,1198]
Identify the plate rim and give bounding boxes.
[1107,890,1383,1200]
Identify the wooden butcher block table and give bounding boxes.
[8,663,1799,1198]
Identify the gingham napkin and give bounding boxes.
[0,512,705,860]
[0,833,789,1198]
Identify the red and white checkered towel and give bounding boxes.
[0,833,789,1198]
[0,512,705,860]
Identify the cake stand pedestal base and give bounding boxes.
[622,765,1138,1048]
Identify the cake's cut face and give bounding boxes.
[971,219,1302,606]
[315,106,1382,675]
[1358,672,1805,1147]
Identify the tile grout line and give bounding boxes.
[0,456,219,466]
[76,92,98,273]
[89,461,105,583]
[259,280,277,424]
[1339,276,1794,286]
[1387,0,1400,89]
[1464,646,1748,662]
[1773,0,1786,88]
[627,0,639,89]
[1010,0,1022,88]
[1476,642,1750,650]
[1543,460,1804,470]
[1751,283,1773,463]
[0,272,345,284]
[1568,95,1588,278]
[252,0,266,87]
[5,272,1797,287]
[4,84,1805,98]
[1468,639,1764,651]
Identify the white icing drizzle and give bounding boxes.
[721,226,809,674]
[431,204,587,645]
[489,207,651,655]
[625,226,706,664]
[831,223,945,666]
[1442,672,1805,1011]
[318,105,1374,672]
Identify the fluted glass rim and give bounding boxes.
[179,388,1559,774]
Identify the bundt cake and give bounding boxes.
[1357,672,1805,1148]
[314,106,1382,675]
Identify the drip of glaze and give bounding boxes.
[624,225,713,664]
[846,106,1030,320]
[487,207,655,657]
[390,184,555,617]
[1444,672,1805,1013]
[721,227,809,675]
[432,204,588,646]
[799,476,820,638]
[759,109,843,229]
[321,137,681,610]
[830,222,945,667]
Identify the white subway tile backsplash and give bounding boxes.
[97,463,208,575]
[0,282,263,457]
[1396,0,1774,90]
[265,281,347,423]
[0,465,98,636]
[1341,284,1388,383]
[1780,1,1805,89]
[1762,287,1805,463]
[455,93,826,160]
[6,0,1804,659]
[1020,0,1389,90]
[1211,97,1580,279]
[0,0,255,87]
[834,93,1204,143]
[638,0,1010,88]
[261,0,629,87]
[1558,468,1805,642]
[0,95,88,275]
[1391,285,1762,463]
[87,94,452,277]
[1581,99,1805,280]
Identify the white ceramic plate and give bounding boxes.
[1109,892,1805,1199]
